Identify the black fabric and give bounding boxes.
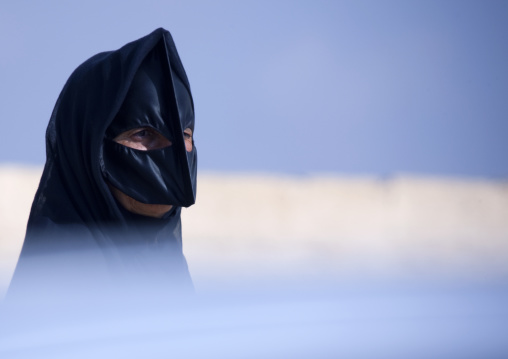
[101,39,196,206]
[8,28,195,297]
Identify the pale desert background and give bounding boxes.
[1,164,508,296]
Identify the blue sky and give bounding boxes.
[1,0,507,177]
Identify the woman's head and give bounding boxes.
[28,28,196,227]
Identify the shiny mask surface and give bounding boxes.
[102,39,196,206]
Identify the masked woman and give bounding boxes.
[8,28,197,298]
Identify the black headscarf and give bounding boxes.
[8,28,196,296]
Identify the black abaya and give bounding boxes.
[8,28,196,297]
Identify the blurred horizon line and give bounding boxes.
[1,162,507,182]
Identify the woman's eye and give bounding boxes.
[131,129,154,141]
[183,129,193,152]
[133,130,147,138]
[183,129,193,139]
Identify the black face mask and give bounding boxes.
[101,40,197,207]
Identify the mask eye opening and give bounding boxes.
[112,126,172,151]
